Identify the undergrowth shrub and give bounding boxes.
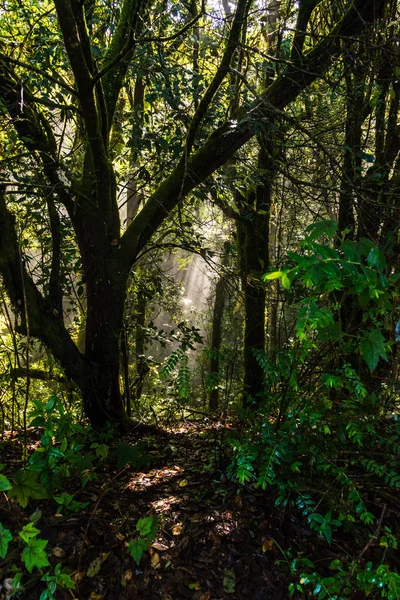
[228,221,400,598]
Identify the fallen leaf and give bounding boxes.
[87,556,102,577]
[89,593,103,599]
[123,569,133,582]
[151,551,161,569]
[223,568,236,594]
[72,571,85,583]
[234,495,242,508]
[172,523,183,536]
[200,594,211,600]
[262,539,274,552]
[101,552,109,562]
[52,546,65,558]
[116,532,125,541]
[179,479,189,487]
[151,542,169,551]
[189,514,203,522]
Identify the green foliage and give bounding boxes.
[0,473,12,491]
[115,442,152,471]
[263,221,395,373]
[53,492,89,514]
[8,469,49,507]
[21,538,50,573]
[127,515,158,566]
[40,564,75,600]
[228,230,400,597]
[159,322,203,402]
[0,522,13,559]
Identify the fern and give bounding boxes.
[160,348,185,377]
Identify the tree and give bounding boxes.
[0,0,388,427]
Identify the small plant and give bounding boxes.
[53,492,89,514]
[127,515,158,565]
[0,511,75,599]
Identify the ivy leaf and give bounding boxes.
[360,329,388,372]
[0,474,12,491]
[136,515,158,540]
[8,470,49,507]
[21,538,49,572]
[127,537,148,565]
[0,523,13,559]
[19,522,40,544]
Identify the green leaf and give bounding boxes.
[19,522,40,543]
[8,470,49,507]
[281,272,291,290]
[58,572,76,589]
[0,523,13,559]
[21,538,49,572]
[263,271,283,281]
[136,515,158,540]
[367,247,386,271]
[305,220,338,241]
[127,537,148,565]
[45,397,56,413]
[29,416,47,428]
[360,329,388,372]
[0,474,12,491]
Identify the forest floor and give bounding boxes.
[1,420,399,599]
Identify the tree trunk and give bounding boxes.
[209,273,227,412]
[238,215,269,404]
[82,256,128,427]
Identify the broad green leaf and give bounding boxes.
[357,150,375,163]
[0,474,12,491]
[127,537,148,565]
[136,515,158,540]
[340,239,362,262]
[367,247,386,271]
[281,272,291,290]
[360,329,388,372]
[19,522,40,543]
[58,573,75,589]
[29,416,46,428]
[263,271,283,281]
[45,397,56,412]
[305,220,338,241]
[8,470,49,507]
[0,523,13,559]
[21,539,49,573]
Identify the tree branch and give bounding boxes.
[0,185,89,392]
[119,0,387,270]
